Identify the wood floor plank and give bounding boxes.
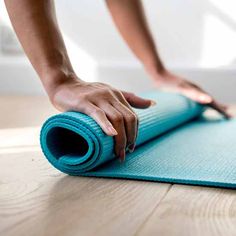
[135,107,236,236]
[0,96,171,236]
[0,95,56,128]
[136,185,236,236]
[0,135,171,236]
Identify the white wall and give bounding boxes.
[0,0,236,102]
[55,0,236,68]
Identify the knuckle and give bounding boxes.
[90,107,104,116]
[112,100,121,107]
[112,88,121,96]
[78,93,89,102]
[74,99,87,111]
[113,114,123,123]
[98,88,112,98]
[126,112,137,123]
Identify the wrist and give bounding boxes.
[144,61,167,80]
[40,66,82,100]
[143,56,167,76]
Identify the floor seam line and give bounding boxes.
[133,183,173,236]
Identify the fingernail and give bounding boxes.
[128,143,136,153]
[107,126,118,136]
[119,149,125,163]
[199,95,212,103]
[150,100,157,106]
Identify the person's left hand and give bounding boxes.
[152,70,232,119]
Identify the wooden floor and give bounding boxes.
[0,96,236,236]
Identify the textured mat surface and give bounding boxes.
[40,91,236,188]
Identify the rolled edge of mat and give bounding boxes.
[40,112,114,174]
[40,92,204,175]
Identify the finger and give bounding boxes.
[98,103,127,162]
[131,117,140,152]
[180,82,232,119]
[110,90,138,152]
[84,103,118,136]
[111,101,138,153]
[208,101,232,119]
[178,86,213,104]
[184,82,232,118]
[111,91,138,151]
[220,104,228,110]
[214,102,229,111]
[112,90,133,110]
[122,91,155,108]
[181,87,231,118]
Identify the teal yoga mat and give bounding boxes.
[40,91,236,188]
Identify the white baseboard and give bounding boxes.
[97,65,236,103]
[0,58,235,103]
[0,57,45,95]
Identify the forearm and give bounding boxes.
[5,0,156,160]
[4,0,76,97]
[106,0,165,74]
[106,0,230,118]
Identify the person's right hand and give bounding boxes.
[49,75,154,162]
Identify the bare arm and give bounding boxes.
[106,0,231,118]
[106,0,165,74]
[5,0,154,161]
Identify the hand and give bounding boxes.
[49,75,153,162]
[152,70,232,119]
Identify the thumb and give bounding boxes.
[122,91,156,109]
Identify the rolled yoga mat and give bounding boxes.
[40,91,236,188]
